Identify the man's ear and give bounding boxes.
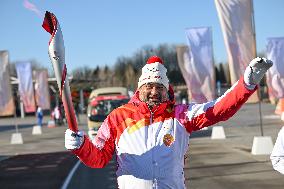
[168,91,174,101]
[167,85,175,101]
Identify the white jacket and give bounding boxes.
[72,77,256,189]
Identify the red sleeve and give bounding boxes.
[184,77,257,133]
[72,115,116,168]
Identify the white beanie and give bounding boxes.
[138,56,169,90]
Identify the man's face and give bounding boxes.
[139,82,169,107]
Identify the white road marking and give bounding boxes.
[61,160,81,189]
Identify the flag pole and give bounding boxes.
[251,0,264,136]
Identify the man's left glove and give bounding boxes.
[65,129,84,150]
[244,57,273,89]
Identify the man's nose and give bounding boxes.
[150,86,159,94]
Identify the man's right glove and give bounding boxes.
[244,57,273,89]
[65,129,84,150]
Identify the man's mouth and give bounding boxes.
[148,97,162,105]
[149,96,160,101]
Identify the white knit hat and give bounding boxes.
[138,56,169,90]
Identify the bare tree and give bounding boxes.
[125,63,137,90]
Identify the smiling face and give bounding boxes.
[138,82,169,108]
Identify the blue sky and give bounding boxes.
[0,0,284,72]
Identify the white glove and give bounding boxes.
[65,129,84,150]
[244,57,273,89]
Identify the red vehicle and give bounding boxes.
[87,87,129,139]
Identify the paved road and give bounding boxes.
[0,102,283,188]
[186,102,284,189]
[67,157,118,189]
[186,132,283,189]
[0,152,77,189]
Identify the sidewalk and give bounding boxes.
[0,114,88,157]
[185,102,284,189]
[186,135,284,189]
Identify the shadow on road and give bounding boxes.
[0,151,77,189]
[190,129,212,138]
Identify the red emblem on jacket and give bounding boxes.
[163,134,174,147]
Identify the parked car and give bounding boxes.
[87,87,129,139]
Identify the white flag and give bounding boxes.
[215,0,256,84]
[0,51,15,116]
[34,69,50,110]
[184,27,215,103]
[176,45,193,101]
[15,62,36,113]
[266,37,284,98]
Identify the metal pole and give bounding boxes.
[80,89,84,114]
[251,0,263,136]
[15,91,19,133]
[15,90,20,132]
[20,101,25,118]
[14,112,18,133]
[258,86,264,136]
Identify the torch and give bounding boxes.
[42,11,78,132]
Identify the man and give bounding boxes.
[65,56,272,188]
[271,126,284,174]
[53,106,61,126]
[36,106,43,127]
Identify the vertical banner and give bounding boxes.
[215,0,256,83]
[215,0,258,102]
[176,45,192,101]
[184,27,215,103]
[0,51,15,116]
[15,62,36,113]
[266,37,284,99]
[34,69,50,110]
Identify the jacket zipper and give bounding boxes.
[150,111,153,124]
[147,104,158,189]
